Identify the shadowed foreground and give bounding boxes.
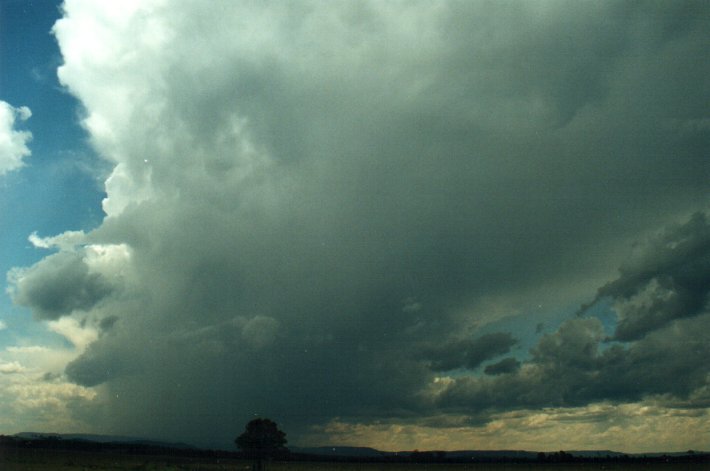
[2,434,708,471]
[0,447,706,471]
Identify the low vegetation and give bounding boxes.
[2,436,708,471]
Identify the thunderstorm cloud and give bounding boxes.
[7,0,709,450]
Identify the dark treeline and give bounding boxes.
[2,435,708,465]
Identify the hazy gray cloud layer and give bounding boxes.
[8,0,709,447]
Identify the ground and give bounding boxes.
[0,447,704,471]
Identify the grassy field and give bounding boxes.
[0,448,703,471]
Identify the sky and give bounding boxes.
[0,0,709,454]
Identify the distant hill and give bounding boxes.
[291,446,384,457]
[291,446,628,460]
[567,450,627,458]
[10,433,707,463]
[14,432,196,450]
[444,450,539,460]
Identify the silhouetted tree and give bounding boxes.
[235,418,287,471]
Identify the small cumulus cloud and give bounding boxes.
[48,317,99,352]
[0,100,32,175]
[1,374,97,427]
[6,345,49,354]
[0,361,26,374]
[3,342,78,376]
[8,251,114,320]
[29,230,88,250]
[7,243,130,321]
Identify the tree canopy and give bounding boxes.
[235,418,287,456]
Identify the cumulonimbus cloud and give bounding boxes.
[6,0,709,448]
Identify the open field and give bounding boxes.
[0,448,705,471]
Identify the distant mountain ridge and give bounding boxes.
[291,446,384,457]
[13,432,705,460]
[282,446,706,460]
[14,432,196,450]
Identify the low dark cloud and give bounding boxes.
[582,211,710,341]
[437,300,710,416]
[65,341,128,387]
[484,358,520,376]
[8,251,114,320]
[429,209,710,419]
[437,207,710,417]
[425,333,518,372]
